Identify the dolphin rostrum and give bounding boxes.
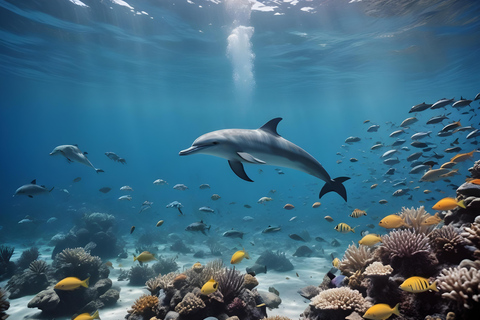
[50,145,104,173]
[179,118,349,201]
[14,179,54,198]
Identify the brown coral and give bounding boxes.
[173,273,188,289]
[129,294,159,318]
[400,206,435,234]
[437,259,480,309]
[310,287,372,313]
[429,225,471,263]
[174,292,206,315]
[339,243,374,276]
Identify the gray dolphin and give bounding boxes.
[50,145,104,173]
[14,179,54,198]
[179,118,349,201]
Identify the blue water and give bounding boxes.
[0,0,479,250]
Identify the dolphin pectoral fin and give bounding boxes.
[259,118,282,136]
[228,160,254,182]
[96,169,105,173]
[66,158,73,163]
[319,176,350,202]
[28,195,33,198]
[237,152,266,164]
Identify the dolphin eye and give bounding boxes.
[212,141,219,145]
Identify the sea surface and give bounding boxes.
[0,0,479,318]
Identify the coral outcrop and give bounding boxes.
[338,243,374,276]
[0,288,9,320]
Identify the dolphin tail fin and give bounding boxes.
[96,169,104,173]
[319,177,350,202]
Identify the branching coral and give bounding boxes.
[0,288,9,320]
[437,259,480,309]
[29,260,48,275]
[129,294,159,318]
[400,206,435,234]
[377,229,436,277]
[174,292,206,315]
[16,247,39,270]
[339,243,374,276]
[429,225,471,263]
[310,287,372,313]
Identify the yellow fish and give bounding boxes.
[283,203,295,210]
[358,234,382,246]
[350,209,367,218]
[201,278,218,295]
[432,197,466,211]
[73,310,100,320]
[450,150,478,163]
[332,257,340,268]
[133,251,157,263]
[400,276,438,293]
[363,303,400,320]
[156,220,164,227]
[370,184,378,189]
[378,214,407,229]
[231,248,250,264]
[468,178,480,185]
[54,277,89,291]
[421,212,442,226]
[312,202,321,208]
[334,222,357,233]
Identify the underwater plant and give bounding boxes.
[29,260,48,275]
[16,246,39,270]
[217,267,245,304]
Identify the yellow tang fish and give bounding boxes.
[201,278,218,295]
[358,234,382,246]
[400,276,438,293]
[332,257,340,268]
[334,222,357,233]
[231,248,250,264]
[73,310,100,320]
[133,251,157,263]
[378,214,407,229]
[54,277,89,291]
[421,212,443,226]
[432,197,466,211]
[363,303,400,320]
[350,209,367,218]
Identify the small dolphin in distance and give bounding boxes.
[50,145,104,173]
[14,179,54,198]
[179,118,349,201]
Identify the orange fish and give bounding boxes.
[450,150,478,163]
[468,179,480,185]
[283,204,295,210]
[432,197,466,211]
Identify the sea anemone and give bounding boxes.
[437,259,480,312]
[338,243,374,276]
[376,229,436,277]
[217,267,245,304]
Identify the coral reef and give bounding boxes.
[376,229,437,277]
[6,264,49,299]
[0,246,15,281]
[400,206,436,234]
[29,260,48,275]
[255,250,294,272]
[301,287,372,320]
[53,247,109,283]
[170,240,192,254]
[152,256,178,275]
[243,274,258,290]
[469,159,480,178]
[126,265,156,286]
[174,292,205,315]
[338,243,374,276]
[0,288,9,320]
[429,225,472,264]
[129,294,159,319]
[437,259,480,316]
[217,267,245,304]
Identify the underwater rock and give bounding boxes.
[170,240,192,254]
[255,251,294,272]
[258,290,281,309]
[99,288,120,306]
[293,245,313,257]
[457,182,480,198]
[469,159,480,178]
[165,311,180,320]
[6,270,49,299]
[27,288,60,312]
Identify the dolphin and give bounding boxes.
[14,179,54,198]
[50,145,104,173]
[179,118,349,201]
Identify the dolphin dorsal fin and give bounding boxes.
[31,179,36,184]
[259,118,282,136]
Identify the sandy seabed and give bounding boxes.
[2,242,334,320]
